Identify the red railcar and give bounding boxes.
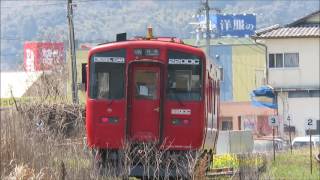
[84,31,220,176]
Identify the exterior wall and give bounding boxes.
[263,37,320,137]
[265,38,320,89]
[209,45,233,101]
[307,14,320,23]
[232,45,265,101]
[0,72,42,98]
[220,102,276,136]
[277,91,320,136]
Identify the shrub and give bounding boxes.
[211,154,239,169]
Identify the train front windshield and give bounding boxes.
[89,49,125,100]
[167,50,202,101]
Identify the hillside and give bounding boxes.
[1,0,319,70]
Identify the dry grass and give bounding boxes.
[0,104,96,180]
[0,105,207,179]
[0,63,97,179]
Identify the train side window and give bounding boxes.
[213,81,216,114]
[209,79,213,113]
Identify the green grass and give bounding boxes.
[261,148,320,179]
[0,97,31,108]
[0,97,58,108]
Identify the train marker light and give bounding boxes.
[101,117,109,123]
[183,119,190,125]
[172,119,190,125]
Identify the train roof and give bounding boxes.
[89,38,205,57]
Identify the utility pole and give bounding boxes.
[204,0,210,56]
[67,0,79,104]
[199,0,220,56]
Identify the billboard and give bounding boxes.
[198,14,256,37]
[24,42,65,72]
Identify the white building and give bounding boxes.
[253,11,320,137]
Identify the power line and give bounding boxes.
[0,0,107,9]
[236,38,265,53]
[74,0,106,3]
[1,2,67,8]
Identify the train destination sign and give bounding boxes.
[94,57,125,63]
[134,48,160,56]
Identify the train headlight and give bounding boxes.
[101,117,119,124]
[172,119,190,125]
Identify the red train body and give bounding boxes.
[85,36,220,154]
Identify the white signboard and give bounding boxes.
[304,118,317,130]
[268,115,279,127]
[25,49,35,71]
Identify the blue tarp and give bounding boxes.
[252,85,275,98]
[251,85,277,109]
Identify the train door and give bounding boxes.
[128,64,161,142]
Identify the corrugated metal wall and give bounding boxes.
[209,45,233,101]
[209,44,265,102]
[232,45,265,101]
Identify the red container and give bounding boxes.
[24,42,65,71]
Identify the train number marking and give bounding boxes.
[171,109,191,115]
[168,58,199,65]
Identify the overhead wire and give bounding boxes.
[1,2,67,8]
[74,0,106,3]
[236,38,265,53]
[1,0,109,8]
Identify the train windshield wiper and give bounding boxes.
[174,92,185,107]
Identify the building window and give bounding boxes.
[275,54,283,67]
[269,54,275,68]
[284,53,299,67]
[288,90,320,98]
[269,53,299,68]
[221,117,233,130]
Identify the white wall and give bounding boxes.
[0,72,42,98]
[278,92,320,136]
[265,38,319,89]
